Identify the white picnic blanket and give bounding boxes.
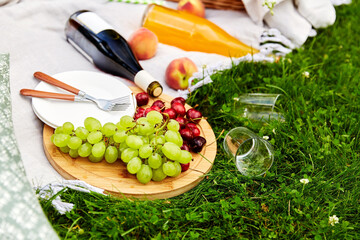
[0,0,349,187]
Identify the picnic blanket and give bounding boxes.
[0,0,352,238]
[0,0,350,212]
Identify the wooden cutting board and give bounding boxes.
[43,87,217,200]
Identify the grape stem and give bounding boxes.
[151,140,163,154]
[125,122,138,134]
[191,117,205,122]
[103,137,109,147]
[156,113,170,134]
[149,113,170,152]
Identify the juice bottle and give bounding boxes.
[142,4,259,57]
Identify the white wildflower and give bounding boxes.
[263,136,269,140]
[272,128,276,134]
[302,71,310,78]
[300,178,309,184]
[329,215,339,226]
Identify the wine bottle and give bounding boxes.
[65,10,163,97]
[142,4,259,57]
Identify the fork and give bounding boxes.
[34,72,130,111]
[29,71,131,111]
[20,89,130,111]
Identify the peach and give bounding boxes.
[128,27,158,60]
[165,57,198,90]
[177,0,206,18]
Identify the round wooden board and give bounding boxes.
[43,87,217,200]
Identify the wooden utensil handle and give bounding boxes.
[20,89,75,101]
[33,71,80,95]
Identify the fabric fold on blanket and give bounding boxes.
[37,180,105,214]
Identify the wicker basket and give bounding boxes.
[167,0,245,12]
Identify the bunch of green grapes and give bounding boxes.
[50,111,192,184]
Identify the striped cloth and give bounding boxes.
[0,54,59,240]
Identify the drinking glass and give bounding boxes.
[233,93,284,122]
[223,127,274,176]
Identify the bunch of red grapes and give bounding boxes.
[135,93,207,171]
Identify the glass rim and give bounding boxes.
[235,137,274,176]
[233,93,282,111]
[223,127,274,177]
[141,3,155,27]
[223,127,258,158]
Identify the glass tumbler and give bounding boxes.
[223,127,274,176]
[233,93,284,122]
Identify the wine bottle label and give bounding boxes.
[134,70,158,92]
[77,12,115,34]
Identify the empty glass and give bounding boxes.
[233,93,284,122]
[223,127,274,176]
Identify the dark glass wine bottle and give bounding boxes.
[65,10,163,97]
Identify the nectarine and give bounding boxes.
[165,57,198,90]
[178,0,206,18]
[128,27,158,60]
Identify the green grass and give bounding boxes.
[40,2,360,239]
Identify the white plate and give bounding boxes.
[32,71,136,128]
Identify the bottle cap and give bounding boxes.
[134,70,163,97]
[148,81,163,97]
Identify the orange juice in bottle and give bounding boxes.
[142,4,259,57]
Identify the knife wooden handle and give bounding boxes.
[20,89,75,101]
[33,71,80,95]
